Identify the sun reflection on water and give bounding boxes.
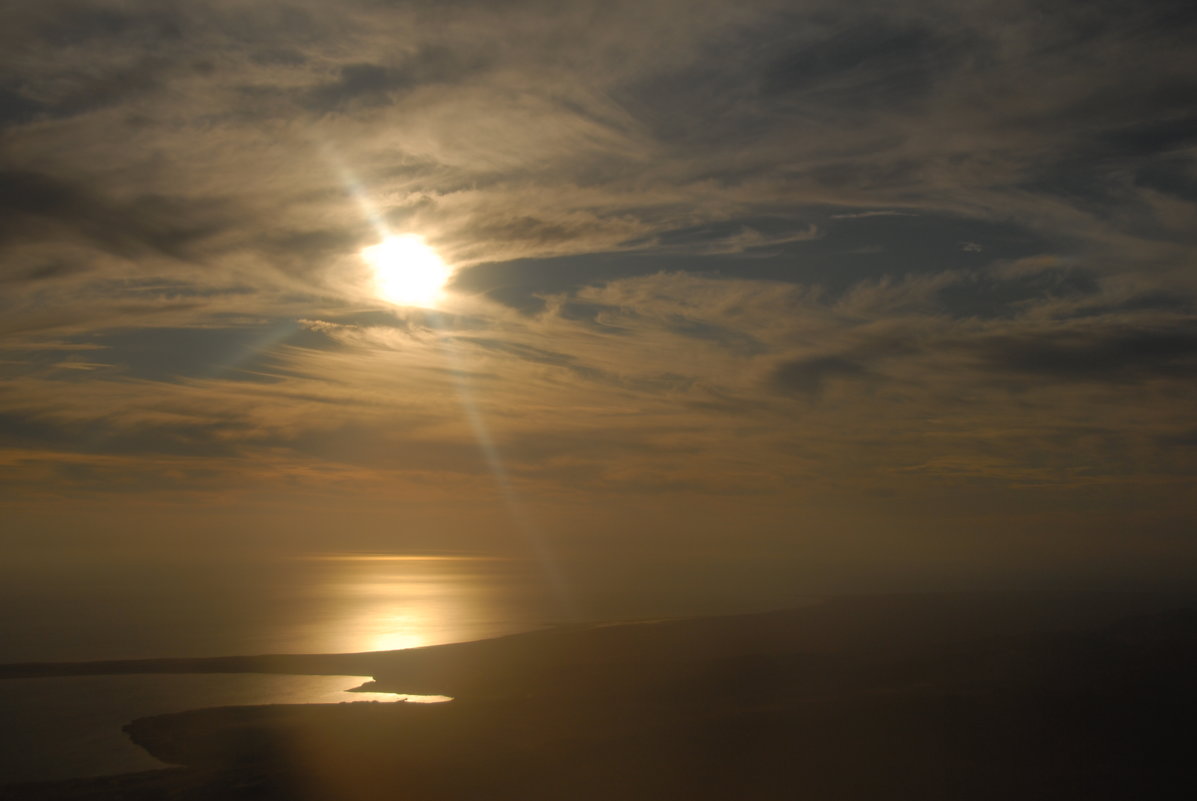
[361,609,431,652]
[297,553,536,656]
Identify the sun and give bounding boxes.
[361,234,452,308]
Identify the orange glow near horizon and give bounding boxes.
[295,553,514,563]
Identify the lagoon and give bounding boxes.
[0,673,414,784]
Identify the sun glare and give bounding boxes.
[362,234,452,307]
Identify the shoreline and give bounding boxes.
[3,592,1195,800]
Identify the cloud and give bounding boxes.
[303,49,489,112]
[0,0,1195,568]
[968,319,1197,383]
[0,169,223,257]
[830,210,917,220]
[771,355,867,396]
[759,20,968,112]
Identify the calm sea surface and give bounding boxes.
[0,554,560,663]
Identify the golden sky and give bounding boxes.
[2,0,1195,591]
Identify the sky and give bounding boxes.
[2,0,1196,595]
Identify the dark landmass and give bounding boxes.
[2,592,1195,800]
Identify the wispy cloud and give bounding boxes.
[2,0,1195,571]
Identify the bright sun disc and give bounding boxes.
[362,235,452,307]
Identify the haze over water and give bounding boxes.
[2,549,822,666]
[0,554,561,664]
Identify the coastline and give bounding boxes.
[3,592,1195,800]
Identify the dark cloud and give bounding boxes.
[453,337,579,370]
[458,209,1050,314]
[32,54,180,120]
[30,3,185,47]
[0,410,248,459]
[621,218,819,255]
[0,87,44,127]
[461,214,603,250]
[1163,428,1197,449]
[663,319,766,355]
[454,255,650,313]
[248,47,308,67]
[1134,159,1197,204]
[771,355,867,396]
[1069,290,1195,319]
[0,169,230,260]
[971,321,1197,383]
[1039,0,1197,46]
[0,258,93,286]
[255,227,367,280]
[935,266,1101,320]
[304,49,487,112]
[552,300,630,332]
[760,22,969,112]
[69,324,314,383]
[805,213,1046,285]
[306,62,404,111]
[1098,114,1197,160]
[456,335,676,390]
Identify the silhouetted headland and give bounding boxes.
[2,592,1195,800]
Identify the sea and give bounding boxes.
[0,552,795,785]
[0,553,555,784]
